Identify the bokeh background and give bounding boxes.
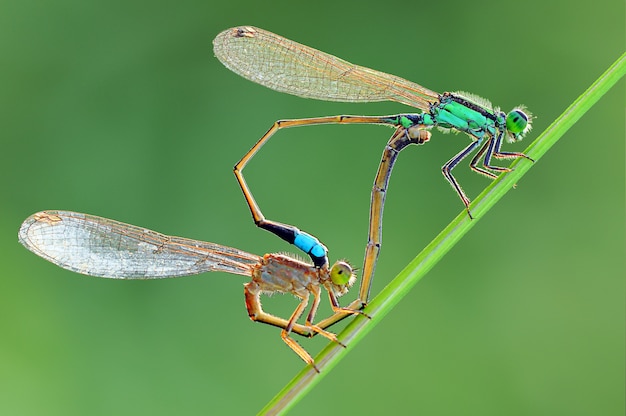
[1,0,623,415]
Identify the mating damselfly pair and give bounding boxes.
[19,26,532,371]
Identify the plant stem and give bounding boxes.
[259,51,626,416]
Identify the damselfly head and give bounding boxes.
[505,106,533,142]
[329,260,356,295]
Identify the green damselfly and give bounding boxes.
[213,26,533,305]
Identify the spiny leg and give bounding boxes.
[279,295,317,371]
[442,140,483,218]
[244,281,346,371]
[469,138,500,179]
[470,131,535,185]
[244,280,317,336]
[487,130,535,164]
[244,281,318,370]
[265,272,370,340]
[233,115,403,267]
[472,133,515,176]
[291,281,369,342]
[312,298,366,331]
[325,284,371,320]
[303,283,347,347]
[446,131,534,217]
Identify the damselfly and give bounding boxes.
[18,210,365,371]
[213,25,533,305]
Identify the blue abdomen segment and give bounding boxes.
[259,220,328,268]
[294,232,328,263]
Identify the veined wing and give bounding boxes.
[18,211,260,279]
[213,26,438,111]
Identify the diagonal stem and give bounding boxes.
[259,51,626,416]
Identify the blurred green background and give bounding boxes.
[1,0,623,415]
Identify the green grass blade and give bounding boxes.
[259,51,626,416]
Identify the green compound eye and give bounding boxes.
[330,261,353,285]
[506,109,529,135]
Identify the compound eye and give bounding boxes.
[506,109,529,135]
[330,261,353,285]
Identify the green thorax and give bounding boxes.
[431,92,500,139]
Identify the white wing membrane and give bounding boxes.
[18,211,260,279]
[213,26,437,110]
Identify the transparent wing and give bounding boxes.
[18,211,260,279]
[213,26,438,111]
